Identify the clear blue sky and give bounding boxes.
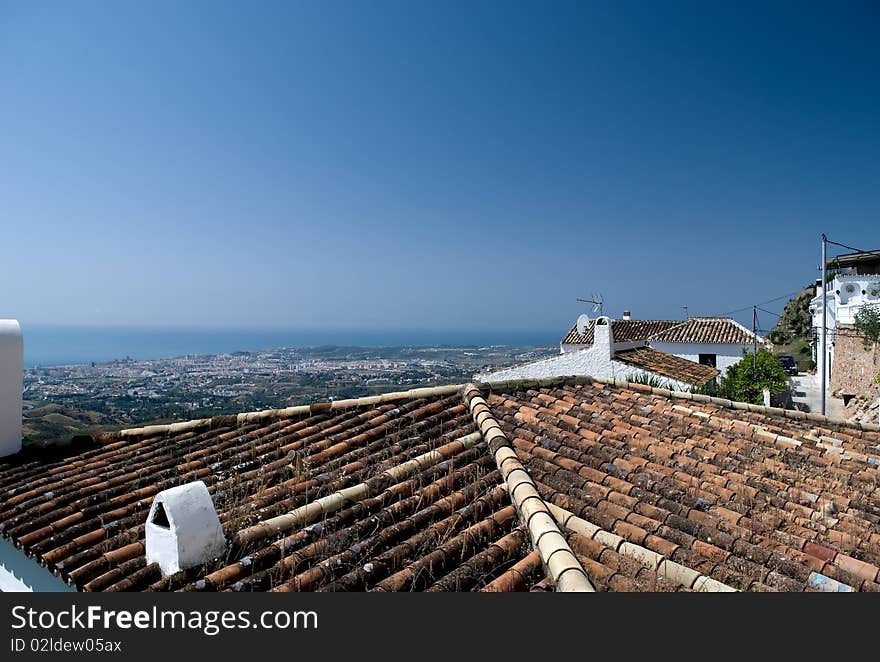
[1,1,877,334]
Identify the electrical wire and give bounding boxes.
[756,307,782,318]
[713,289,805,318]
[826,238,880,261]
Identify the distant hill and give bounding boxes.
[22,403,114,447]
[768,285,816,372]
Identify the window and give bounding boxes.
[698,354,717,368]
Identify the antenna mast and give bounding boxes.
[577,293,604,317]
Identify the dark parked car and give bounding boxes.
[778,355,798,375]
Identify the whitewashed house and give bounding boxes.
[560,314,769,377]
[810,250,880,391]
[476,315,721,389]
[476,312,769,386]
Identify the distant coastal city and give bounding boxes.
[22,343,554,444]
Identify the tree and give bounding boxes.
[717,350,789,405]
[854,303,880,347]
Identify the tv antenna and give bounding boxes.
[577,293,604,316]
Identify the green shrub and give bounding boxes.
[626,372,666,388]
[717,349,788,405]
[854,304,880,347]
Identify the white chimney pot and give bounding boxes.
[0,320,23,458]
[593,316,614,358]
[145,481,226,576]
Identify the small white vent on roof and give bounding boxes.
[145,481,226,576]
[0,320,22,458]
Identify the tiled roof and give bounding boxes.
[2,376,879,592]
[614,347,720,386]
[561,317,768,347]
[0,386,577,593]
[561,320,679,345]
[648,317,769,345]
[483,377,880,592]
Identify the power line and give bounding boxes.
[714,289,804,318]
[717,304,756,316]
[825,238,880,261]
[756,307,782,318]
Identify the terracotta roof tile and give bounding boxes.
[616,346,721,386]
[648,318,770,345]
[480,376,880,591]
[561,320,681,345]
[0,389,553,592]
[561,317,769,347]
[4,374,879,592]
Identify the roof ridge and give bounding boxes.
[546,500,737,592]
[462,383,594,592]
[99,384,465,441]
[474,375,880,433]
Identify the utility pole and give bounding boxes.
[821,233,827,416]
[752,306,758,370]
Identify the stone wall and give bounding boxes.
[831,325,880,397]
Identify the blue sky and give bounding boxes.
[1,1,877,335]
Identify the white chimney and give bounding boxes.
[593,316,614,358]
[146,481,226,576]
[0,320,22,458]
[622,310,631,320]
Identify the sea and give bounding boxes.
[22,327,559,368]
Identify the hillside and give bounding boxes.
[768,284,816,372]
[22,402,114,447]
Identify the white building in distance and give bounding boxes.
[810,250,880,390]
[476,312,769,387]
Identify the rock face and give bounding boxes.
[774,287,815,341]
[769,286,816,372]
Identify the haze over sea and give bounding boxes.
[23,327,559,368]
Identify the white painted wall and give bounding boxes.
[0,537,75,592]
[812,276,880,330]
[477,317,697,390]
[832,275,880,324]
[648,341,752,377]
[0,565,32,592]
[560,340,644,354]
[560,343,588,354]
[475,348,694,390]
[0,320,22,458]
